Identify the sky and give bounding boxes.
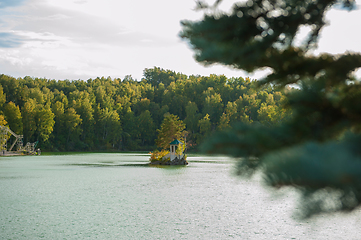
[0,0,361,81]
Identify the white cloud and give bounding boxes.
[0,0,239,81]
[73,0,87,4]
[316,7,361,55]
[0,0,360,81]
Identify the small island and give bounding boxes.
[150,139,188,165]
[149,114,188,166]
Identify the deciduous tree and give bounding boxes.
[156,113,186,149]
[35,104,55,143]
[4,101,22,134]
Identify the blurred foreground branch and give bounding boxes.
[181,0,361,218]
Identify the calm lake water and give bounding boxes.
[0,153,360,239]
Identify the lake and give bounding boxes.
[0,153,360,239]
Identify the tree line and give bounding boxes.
[0,67,291,151]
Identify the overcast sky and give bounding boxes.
[0,0,360,81]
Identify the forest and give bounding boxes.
[0,67,291,152]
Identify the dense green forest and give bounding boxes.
[0,67,291,152]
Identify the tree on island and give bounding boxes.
[181,0,361,218]
[150,113,187,163]
[155,113,186,150]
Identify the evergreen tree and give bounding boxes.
[184,101,201,144]
[197,114,212,144]
[74,95,95,150]
[21,99,37,143]
[63,107,82,149]
[181,0,361,217]
[137,110,155,146]
[35,104,55,144]
[51,101,66,149]
[122,110,139,150]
